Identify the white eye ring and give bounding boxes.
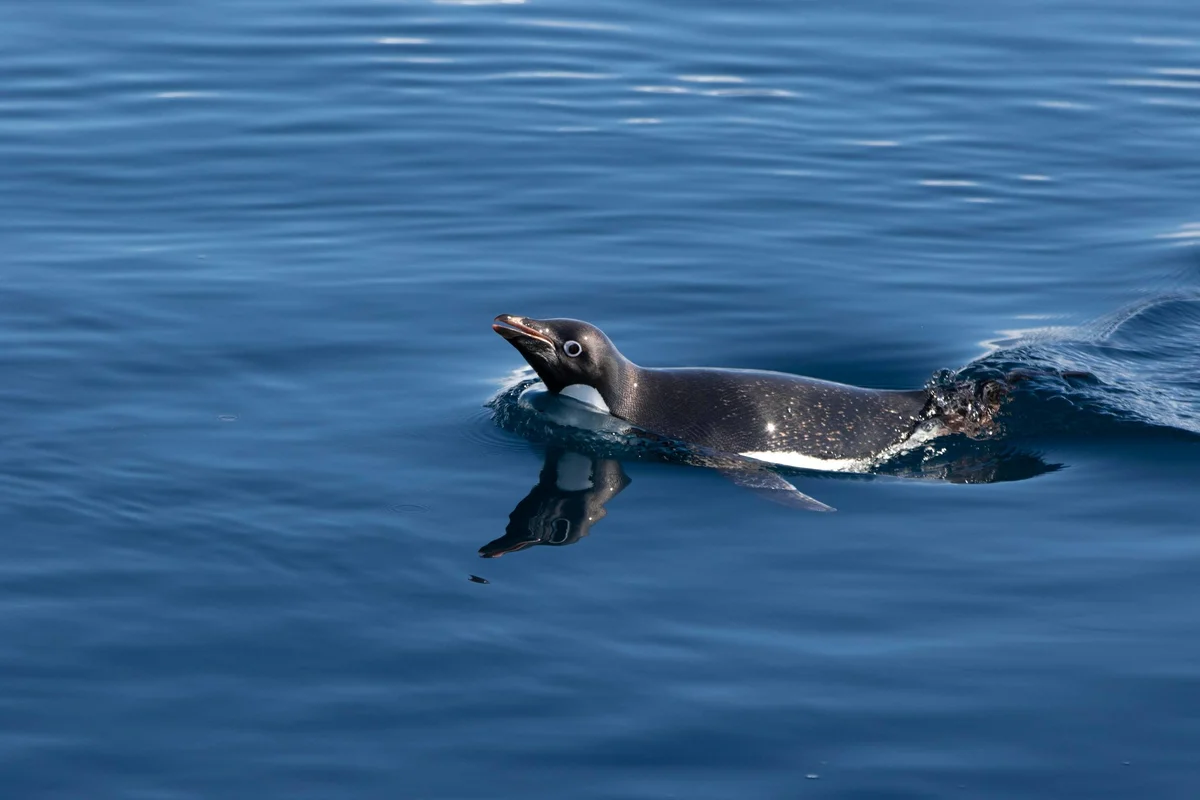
[563,340,583,358]
[550,518,571,543]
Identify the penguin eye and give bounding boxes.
[550,518,571,543]
[563,340,583,358]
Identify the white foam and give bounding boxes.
[1158,229,1200,240]
[702,88,797,97]
[679,75,745,84]
[560,384,611,414]
[632,85,691,94]
[920,179,978,187]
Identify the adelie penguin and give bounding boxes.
[492,314,1010,511]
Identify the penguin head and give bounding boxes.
[492,315,626,400]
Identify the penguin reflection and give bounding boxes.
[479,441,1058,559]
[479,448,629,558]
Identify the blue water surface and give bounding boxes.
[3,0,1200,797]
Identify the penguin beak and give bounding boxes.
[492,314,554,346]
[477,538,538,558]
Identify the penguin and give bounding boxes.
[492,314,1010,511]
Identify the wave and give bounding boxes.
[963,292,1200,439]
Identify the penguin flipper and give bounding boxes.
[719,468,835,513]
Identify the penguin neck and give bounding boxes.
[594,357,642,421]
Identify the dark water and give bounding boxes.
[3,0,1200,796]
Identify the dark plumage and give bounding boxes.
[493,315,936,462]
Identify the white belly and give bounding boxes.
[739,450,866,473]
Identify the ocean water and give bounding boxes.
[2,0,1200,797]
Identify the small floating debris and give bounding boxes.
[217,414,238,422]
[468,575,490,584]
